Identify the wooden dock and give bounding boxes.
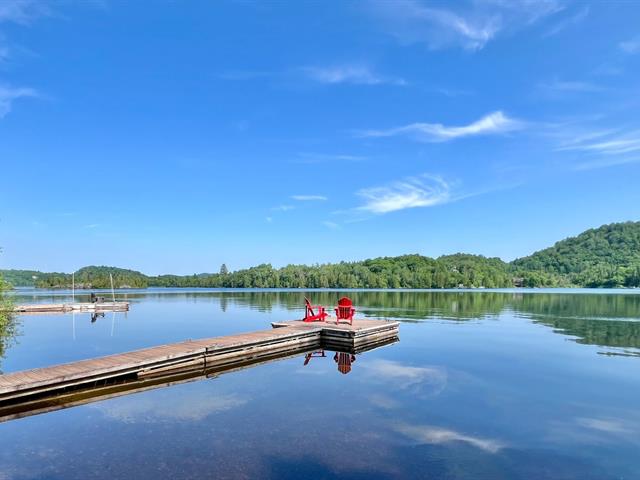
[14,302,129,314]
[0,318,399,422]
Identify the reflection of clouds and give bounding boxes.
[394,423,505,453]
[95,392,247,423]
[362,359,447,394]
[368,393,400,410]
[576,417,633,435]
[547,415,640,446]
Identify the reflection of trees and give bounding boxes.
[214,290,640,351]
[197,290,640,350]
[513,294,640,349]
[0,312,19,374]
[211,290,510,321]
[16,289,640,352]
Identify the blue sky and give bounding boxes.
[1,0,640,275]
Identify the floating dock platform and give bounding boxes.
[0,318,399,422]
[13,302,129,314]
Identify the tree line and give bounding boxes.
[2,221,640,289]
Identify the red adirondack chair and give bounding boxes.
[335,296,356,325]
[303,297,328,322]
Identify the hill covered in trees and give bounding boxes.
[2,221,639,289]
[512,221,640,288]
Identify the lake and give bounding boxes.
[1,289,639,479]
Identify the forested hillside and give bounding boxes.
[512,221,640,287]
[2,221,639,289]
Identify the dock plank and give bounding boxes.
[0,318,399,403]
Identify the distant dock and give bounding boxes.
[13,302,130,314]
[0,318,399,422]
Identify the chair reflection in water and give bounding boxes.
[302,350,356,374]
[303,350,326,365]
[333,352,356,374]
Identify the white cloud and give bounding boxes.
[368,393,400,409]
[302,64,406,86]
[356,175,451,214]
[558,130,640,156]
[547,415,640,446]
[295,152,367,164]
[0,0,49,25]
[576,417,633,435]
[620,36,640,54]
[0,85,37,118]
[538,79,604,95]
[575,156,640,171]
[361,111,522,143]
[394,423,505,453]
[554,126,640,170]
[543,5,589,37]
[361,359,448,392]
[0,43,8,62]
[272,204,295,212]
[95,393,247,423]
[322,221,340,230]
[215,70,274,81]
[291,195,327,201]
[367,0,563,51]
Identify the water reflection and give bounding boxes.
[0,339,395,424]
[303,351,358,375]
[0,311,19,375]
[1,289,639,479]
[6,289,640,361]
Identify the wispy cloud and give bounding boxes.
[322,221,340,230]
[301,64,406,86]
[538,79,604,95]
[576,417,633,435]
[272,204,295,212]
[362,359,447,391]
[575,156,640,171]
[619,36,640,54]
[214,70,274,81]
[291,195,327,201]
[0,42,8,62]
[217,64,406,87]
[295,152,367,164]
[547,415,640,446]
[0,84,37,118]
[366,0,563,51]
[394,423,505,453]
[0,0,50,25]
[543,5,589,37]
[360,111,522,143]
[555,127,640,170]
[94,392,247,423]
[558,127,640,155]
[356,175,451,214]
[592,63,623,77]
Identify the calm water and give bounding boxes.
[1,289,639,479]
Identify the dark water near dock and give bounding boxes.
[1,289,639,479]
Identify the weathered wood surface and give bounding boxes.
[0,318,399,404]
[14,302,130,314]
[0,334,399,423]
